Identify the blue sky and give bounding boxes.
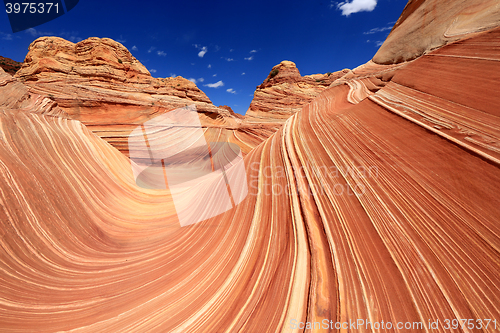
[0,0,408,114]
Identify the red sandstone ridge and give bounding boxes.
[0,56,22,75]
[244,60,349,123]
[373,0,500,64]
[1,1,500,331]
[13,37,253,154]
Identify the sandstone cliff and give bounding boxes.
[373,0,500,64]
[0,55,22,75]
[244,60,350,123]
[13,37,251,154]
[1,1,500,332]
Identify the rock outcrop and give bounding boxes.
[0,55,22,75]
[373,0,500,64]
[14,37,250,155]
[1,1,500,332]
[244,60,350,123]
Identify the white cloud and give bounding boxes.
[116,35,126,43]
[170,73,177,77]
[148,47,156,53]
[188,78,204,84]
[213,74,217,77]
[376,40,384,47]
[225,58,234,62]
[150,69,157,73]
[250,50,257,53]
[131,45,138,51]
[157,50,167,56]
[244,56,254,61]
[229,49,234,52]
[337,0,377,16]
[208,64,211,68]
[1,33,12,41]
[227,88,236,94]
[58,31,82,43]
[204,80,224,88]
[26,28,52,37]
[241,72,245,75]
[364,26,391,34]
[194,45,208,58]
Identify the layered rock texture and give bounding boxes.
[374,0,500,64]
[244,60,350,123]
[1,1,500,332]
[13,37,264,155]
[0,56,22,75]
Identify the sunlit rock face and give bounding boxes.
[13,37,252,155]
[244,60,350,123]
[1,1,500,332]
[373,0,500,64]
[0,55,22,75]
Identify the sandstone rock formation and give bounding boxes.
[244,60,350,123]
[13,37,255,155]
[0,55,22,75]
[373,0,500,64]
[0,1,500,332]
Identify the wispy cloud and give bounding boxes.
[227,88,236,94]
[193,44,208,58]
[224,57,234,62]
[170,73,177,77]
[1,33,12,41]
[116,35,126,43]
[250,50,257,53]
[229,49,234,52]
[213,74,217,77]
[131,45,138,51]
[366,39,385,47]
[204,80,224,88]
[198,47,207,57]
[208,64,211,68]
[244,56,254,61]
[148,47,156,53]
[150,69,157,73]
[364,26,392,34]
[58,31,83,43]
[336,0,377,16]
[241,72,245,75]
[157,50,167,56]
[188,77,205,84]
[26,28,53,37]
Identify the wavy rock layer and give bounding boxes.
[373,0,500,64]
[13,37,258,155]
[1,21,499,332]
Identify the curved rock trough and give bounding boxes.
[0,0,499,331]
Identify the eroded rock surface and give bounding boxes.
[14,37,249,154]
[244,60,350,123]
[0,2,500,332]
[373,0,500,64]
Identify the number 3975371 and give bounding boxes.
[5,3,59,14]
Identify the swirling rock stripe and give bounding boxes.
[0,26,499,333]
